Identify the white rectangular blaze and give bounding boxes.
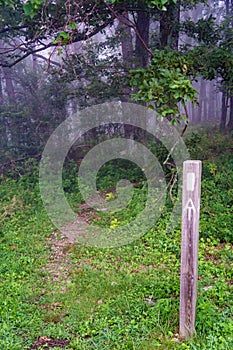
[186,172,195,191]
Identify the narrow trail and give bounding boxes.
[42,200,98,292]
[30,203,96,349]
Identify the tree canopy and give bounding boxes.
[0,0,233,163]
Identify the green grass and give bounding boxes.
[0,128,232,349]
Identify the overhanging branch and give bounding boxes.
[0,1,115,68]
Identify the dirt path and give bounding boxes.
[42,201,97,291]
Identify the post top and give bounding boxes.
[184,160,202,164]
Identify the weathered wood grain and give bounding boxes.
[180,160,202,339]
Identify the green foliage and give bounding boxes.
[54,31,72,46]
[130,48,198,121]
[0,0,116,68]
[0,67,68,163]
[145,0,177,11]
[185,129,233,242]
[182,15,220,45]
[0,0,15,8]
[105,0,175,11]
[96,159,146,191]
[186,45,233,94]
[0,172,54,349]
[181,12,233,96]
[56,37,130,108]
[0,122,232,350]
[23,0,45,18]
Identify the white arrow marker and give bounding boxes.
[185,198,196,221]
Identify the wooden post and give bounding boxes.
[180,160,202,339]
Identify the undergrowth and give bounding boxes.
[0,128,232,349]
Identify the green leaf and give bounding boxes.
[23,3,33,17]
[68,22,77,30]
[59,31,70,39]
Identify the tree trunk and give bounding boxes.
[216,90,221,122]
[118,11,134,102]
[135,1,150,67]
[231,0,233,26]
[0,68,4,104]
[226,0,230,15]
[3,67,15,104]
[159,0,180,50]
[220,92,228,131]
[118,12,134,70]
[199,79,207,123]
[207,81,216,121]
[117,12,135,138]
[227,95,233,131]
[32,53,38,74]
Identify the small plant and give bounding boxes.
[109,218,121,229]
[105,192,115,201]
[0,127,232,349]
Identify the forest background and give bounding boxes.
[0,1,232,350]
[0,0,233,163]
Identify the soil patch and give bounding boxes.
[30,336,70,349]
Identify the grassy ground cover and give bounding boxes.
[0,128,232,349]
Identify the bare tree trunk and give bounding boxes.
[227,96,233,131]
[118,11,134,103]
[118,11,135,138]
[159,0,180,50]
[0,68,4,104]
[220,92,228,131]
[32,53,38,75]
[231,1,233,28]
[135,1,150,67]
[216,90,221,122]
[199,79,207,123]
[226,0,230,14]
[227,1,233,131]
[203,92,207,122]
[207,81,216,121]
[118,12,134,69]
[3,67,15,104]
[192,106,199,124]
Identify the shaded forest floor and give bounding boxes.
[0,127,232,350]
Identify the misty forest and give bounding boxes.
[0,1,232,349]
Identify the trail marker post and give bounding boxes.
[180,160,202,339]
